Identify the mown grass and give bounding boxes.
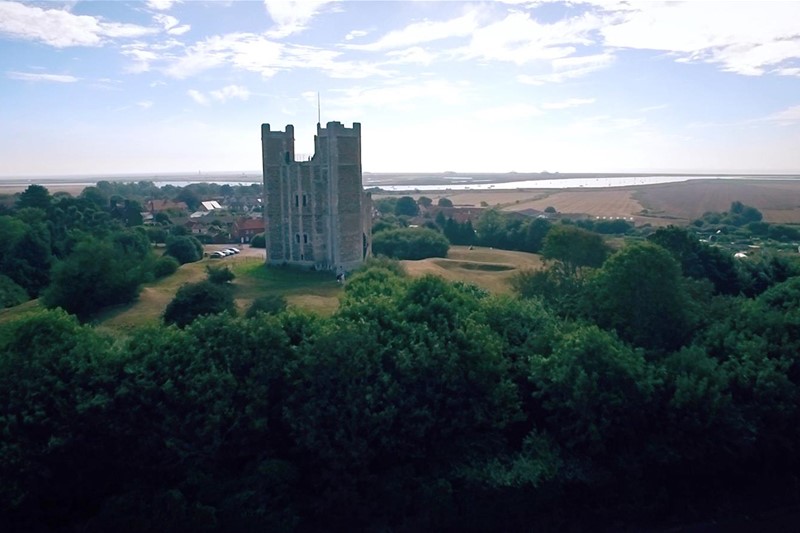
[230,260,343,316]
[3,246,543,335]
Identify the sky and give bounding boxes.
[1,0,800,177]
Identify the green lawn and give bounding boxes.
[3,247,542,335]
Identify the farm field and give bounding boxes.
[378,178,800,226]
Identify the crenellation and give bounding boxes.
[261,121,372,271]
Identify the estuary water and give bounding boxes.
[373,175,798,192]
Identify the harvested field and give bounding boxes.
[378,178,800,226]
[503,188,643,219]
[633,179,800,224]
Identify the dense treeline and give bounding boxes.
[3,239,800,530]
[0,184,218,317]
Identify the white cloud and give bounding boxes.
[0,1,156,47]
[137,100,154,109]
[518,52,614,84]
[187,89,209,105]
[386,46,436,66]
[153,13,190,35]
[600,2,800,76]
[775,67,800,77]
[7,71,78,83]
[210,85,251,102]
[765,105,800,125]
[347,11,479,51]
[345,29,368,41]
[264,0,336,38]
[542,98,595,110]
[459,11,605,65]
[156,32,388,80]
[146,0,180,11]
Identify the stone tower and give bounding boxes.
[261,121,372,271]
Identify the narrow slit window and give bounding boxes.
[303,233,308,244]
[302,194,307,207]
[295,233,300,243]
[294,195,299,208]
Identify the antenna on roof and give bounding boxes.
[317,92,321,126]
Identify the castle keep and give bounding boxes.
[261,121,372,271]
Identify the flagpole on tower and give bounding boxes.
[317,92,321,126]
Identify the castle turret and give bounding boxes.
[261,121,371,271]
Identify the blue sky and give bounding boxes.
[1,0,799,177]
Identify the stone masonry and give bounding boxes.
[261,121,372,271]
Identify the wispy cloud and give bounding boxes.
[765,104,800,125]
[0,1,156,47]
[344,29,368,41]
[145,32,389,80]
[518,53,614,84]
[137,100,154,109]
[542,98,596,110]
[210,85,251,102]
[600,2,800,76]
[346,11,479,51]
[7,71,78,82]
[264,0,337,38]
[187,89,209,105]
[458,11,606,65]
[146,0,181,11]
[153,14,190,36]
[187,85,251,105]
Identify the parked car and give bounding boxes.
[227,247,240,254]
[210,251,226,259]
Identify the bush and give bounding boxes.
[153,255,180,279]
[163,281,236,328]
[206,265,235,284]
[165,236,203,264]
[372,227,449,260]
[0,274,28,308]
[246,295,287,317]
[251,233,266,248]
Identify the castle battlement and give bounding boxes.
[261,122,372,271]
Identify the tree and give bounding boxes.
[372,227,449,260]
[648,226,741,295]
[417,196,433,208]
[437,197,454,207]
[165,235,204,264]
[0,310,120,530]
[0,274,27,308]
[544,206,557,214]
[42,236,147,320]
[163,280,236,327]
[394,196,419,217]
[541,225,610,275]
[590,241,693,351]
[16,184,51,211]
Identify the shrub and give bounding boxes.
[372,227,449,260]
[251,233,266,248]
[246,295,287,318]
[163,280,236,328]
[165,236,203,264]
[153,255,180,279]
